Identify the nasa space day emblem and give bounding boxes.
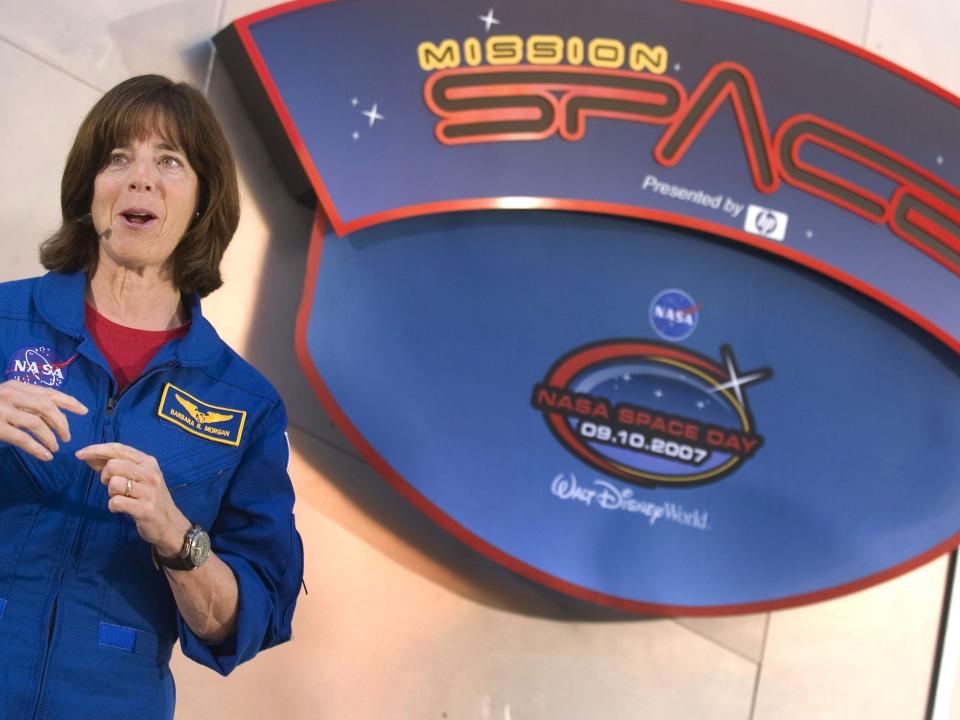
[157,383,247,447]
[531,340,771,486]
[4,345,75,389]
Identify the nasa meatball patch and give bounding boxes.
[4,346,75,389]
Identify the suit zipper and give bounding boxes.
[68,360,177,564]
[30,359,178,718]
[105,359,177,416]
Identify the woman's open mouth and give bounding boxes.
[119,209,158,227]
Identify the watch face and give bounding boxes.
[189,529,211,567]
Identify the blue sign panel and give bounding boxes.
[218,0,960,613]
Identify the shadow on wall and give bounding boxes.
[206,58,645,623]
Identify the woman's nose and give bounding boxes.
[127,159,157,191]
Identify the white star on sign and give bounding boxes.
[653,388,664,398]
[937,155,944,165]
[478,8,500,32]
[351,97,358,106]
[352,131,360,141]
[362,103,384,127]
[709,346,771,410]
[673,62,681,72]
[805,229,814,239]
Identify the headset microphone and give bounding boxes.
[76,213,111,239]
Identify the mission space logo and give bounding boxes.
[416,22,960,275]
[531,340,772,486]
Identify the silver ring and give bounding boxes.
[125,478,133,497]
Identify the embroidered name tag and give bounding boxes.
[157,383,246,446]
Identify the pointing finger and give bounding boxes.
[76,442,149,466]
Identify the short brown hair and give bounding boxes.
[40,74,240,297]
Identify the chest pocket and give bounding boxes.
[121,446,240,543]
[161,445,239,493]
[0,445,45,503]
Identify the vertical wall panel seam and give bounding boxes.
[203,42,218,96]
[861,0,875,47]
[748,613,771,720]
[204,0,228,95]
[926,551,959,720]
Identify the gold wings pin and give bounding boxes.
[175,393,235,424]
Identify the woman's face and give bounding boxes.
[90,131,198,276]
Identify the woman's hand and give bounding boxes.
[75,442,191,555]
[0,380,88,460]
[76,442,239,642]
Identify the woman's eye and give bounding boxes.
[159,156,182,168]
[108,153,126,165]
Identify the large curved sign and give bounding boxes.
[217,0,960,613]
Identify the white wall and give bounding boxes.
[1,1,958,718]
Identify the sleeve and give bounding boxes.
[176,398,304,675]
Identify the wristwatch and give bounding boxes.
[152,523,211,571]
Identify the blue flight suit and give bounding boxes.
[0,271,303,719]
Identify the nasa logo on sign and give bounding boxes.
[4,346,76,389]
[649,289,700,342]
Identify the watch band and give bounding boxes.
[152,544,194,571]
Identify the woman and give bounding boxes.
[0,75,303,719]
